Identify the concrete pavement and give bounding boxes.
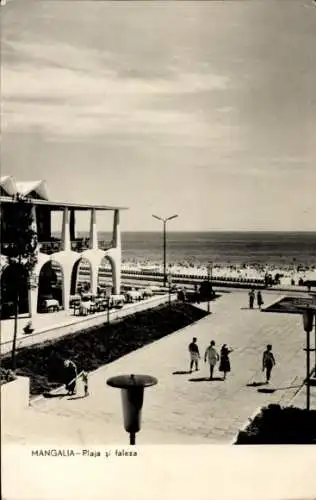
[2,290,315,445]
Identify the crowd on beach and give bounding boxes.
[119,259,316,285]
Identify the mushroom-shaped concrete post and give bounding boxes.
[106,374,158,445]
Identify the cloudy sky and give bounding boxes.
[1,0,316,232]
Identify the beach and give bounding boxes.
[119,260,316,287]
[74,231,316,287]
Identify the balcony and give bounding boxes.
[38,239,112,254]
[1,239,113,257]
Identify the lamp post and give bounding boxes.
[107,374,158,445]
[107,296,110,324]
[302,308,314,411]
[152,214,178,287]
[312,294,316,375]
[207,262,213,314]
[167,273,172,307]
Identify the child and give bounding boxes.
[81,371,89,397]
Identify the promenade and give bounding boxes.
[3,290,315,445]
[0,294,174,355]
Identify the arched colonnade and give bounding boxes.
[29,247,121,316]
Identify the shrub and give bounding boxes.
[236,404,316,444]
[0,367,17,385]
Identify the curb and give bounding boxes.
[261,294,287,312]
[231,405,263,444]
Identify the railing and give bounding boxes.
[38,240,113,254]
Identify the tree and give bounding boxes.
[3,195,38,370]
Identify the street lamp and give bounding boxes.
[207,262,213,314]
[311,293,316,375]
[107,374,158,445]
[302,307,314,411]
[152,214,178,287]
[167,273,172,307]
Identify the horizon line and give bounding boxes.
[51,229,316,234]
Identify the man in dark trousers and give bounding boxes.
[248,289,255,309]
[188,337,200,372]
[262,344,276,384]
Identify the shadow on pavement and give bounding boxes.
[43,392,67,398]
[189,377,223,382]
[67,395,87,400]
[257,384,301,394]
[274,384,301,391]
[246,382,266,387]
[172,370,192,375]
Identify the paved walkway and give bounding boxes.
[2,290,315,445]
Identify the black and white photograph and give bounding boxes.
[1,1,316,499]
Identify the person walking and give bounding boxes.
[188,337,200,372]
[262,344,276,384]
[219,344,233,380]
[248,289,255,309]
[204,340,219,380]
[64,359,78,395]
[257,290,264,310]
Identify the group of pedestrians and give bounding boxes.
[188,338,233,381]
[188,338,276,384]
[248,289,264,310]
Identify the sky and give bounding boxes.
[1,0,316,232]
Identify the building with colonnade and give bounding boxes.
[0,175,127,319]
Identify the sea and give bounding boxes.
[80,231,316,269]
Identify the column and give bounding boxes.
[89,208,98,250]
[111,255,121,295]
[28,286,38,317]
[62,268,71,310]
[90,263,99,297]
[112,210,121,249]
[70,209,76,242]
[28,205,39,317]
[61,207,71,252]
[31,205,40,252]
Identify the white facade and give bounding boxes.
[0,176,125,317]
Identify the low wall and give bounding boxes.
[1,376,30,416]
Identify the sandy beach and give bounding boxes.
[118,260,316,287]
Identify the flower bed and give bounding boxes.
[1,302,207,396]
[235,404,316,444]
